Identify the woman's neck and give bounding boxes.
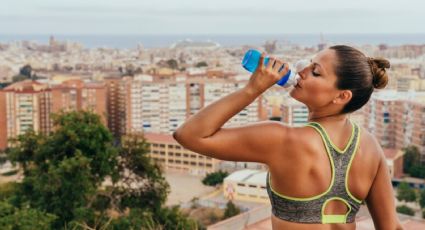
[308,111,349,124]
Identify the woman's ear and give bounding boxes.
[333,90,352,105]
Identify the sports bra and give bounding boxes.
[266,121,363,224]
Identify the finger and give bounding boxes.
[278,62,290,74]
[266,56,276,70]
[258,52,266,69]
[273,59,284,72]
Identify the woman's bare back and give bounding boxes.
[267,123,381,229]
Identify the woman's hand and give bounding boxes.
[245,53,290,95]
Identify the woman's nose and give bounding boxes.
[298,63,312,80]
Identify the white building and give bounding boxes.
[223,169,269,203]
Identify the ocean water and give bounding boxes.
[0,34,424,49]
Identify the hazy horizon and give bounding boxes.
[2,0,425,35]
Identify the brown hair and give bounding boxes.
[329,45,390,114]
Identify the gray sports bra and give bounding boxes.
[266,121,363,224]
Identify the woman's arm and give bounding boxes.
[366,147,404,230]
[173,54,290,164]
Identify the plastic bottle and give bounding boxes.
[242,49,309,88]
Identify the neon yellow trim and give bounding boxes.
[322,215,347,224]
[321,197,351,224]
[308,121,355,154]
[268,125,335,201]
[345,123,363,204]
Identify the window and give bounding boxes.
[237,183,245,187]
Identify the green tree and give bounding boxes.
[202,170,229,186]
[419,189,425,209]
[409,165,425,178]
[6,111,197,229]
[0,201,57,230]
[12,74,29,83]
[166,59,179,69]
[7,111,118,228]
[403,146,420,174]
[195,61,208,68]
[19,64,32,78]
[396,182,417,202]
[223,201,240,219]
[396,205,415,216]
[0,183,19,202]
[113,133,170,213]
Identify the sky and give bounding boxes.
[1,0,425,35]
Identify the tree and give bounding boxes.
[166,59,179,69]
[0,201,57,230]
[223,201,240,219]
[202,170,229,186]
[420,189,425,209]
[19,64,32,78]
[195,61,208,68]
[403,146,420,174]
[7,111,118,228]
[113,133,170,213]
[409,165,425,178]
[396,205,415,216]
[396,182,416,202]
[6,111,197,229]
[12,74,29,83]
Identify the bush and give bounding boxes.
[1,170,18,176]
[223,201,240,219]
[396,205,415,216]
[397,182,416,202]
[202,170,229,186]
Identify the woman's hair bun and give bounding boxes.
[368,57,390,89]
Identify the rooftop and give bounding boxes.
[224,169,267,185]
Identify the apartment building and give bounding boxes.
[105,75,263,135]
[0,80,51,149]
[50,79,107,125]
[280,97,309,127]
[144,132,221,175]
[0,79,107,149]
[364,90,425,155]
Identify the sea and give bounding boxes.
[0,34,424,49]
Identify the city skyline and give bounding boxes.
[2,0,425,35]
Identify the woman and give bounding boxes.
[173,45,403,230]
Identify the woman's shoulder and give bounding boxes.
[357,125,383,157]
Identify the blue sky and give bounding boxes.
[1,0,424,34]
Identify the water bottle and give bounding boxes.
[242,49,309,88]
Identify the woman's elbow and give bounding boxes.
[173,129,194,147]
[172,129,185,144]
